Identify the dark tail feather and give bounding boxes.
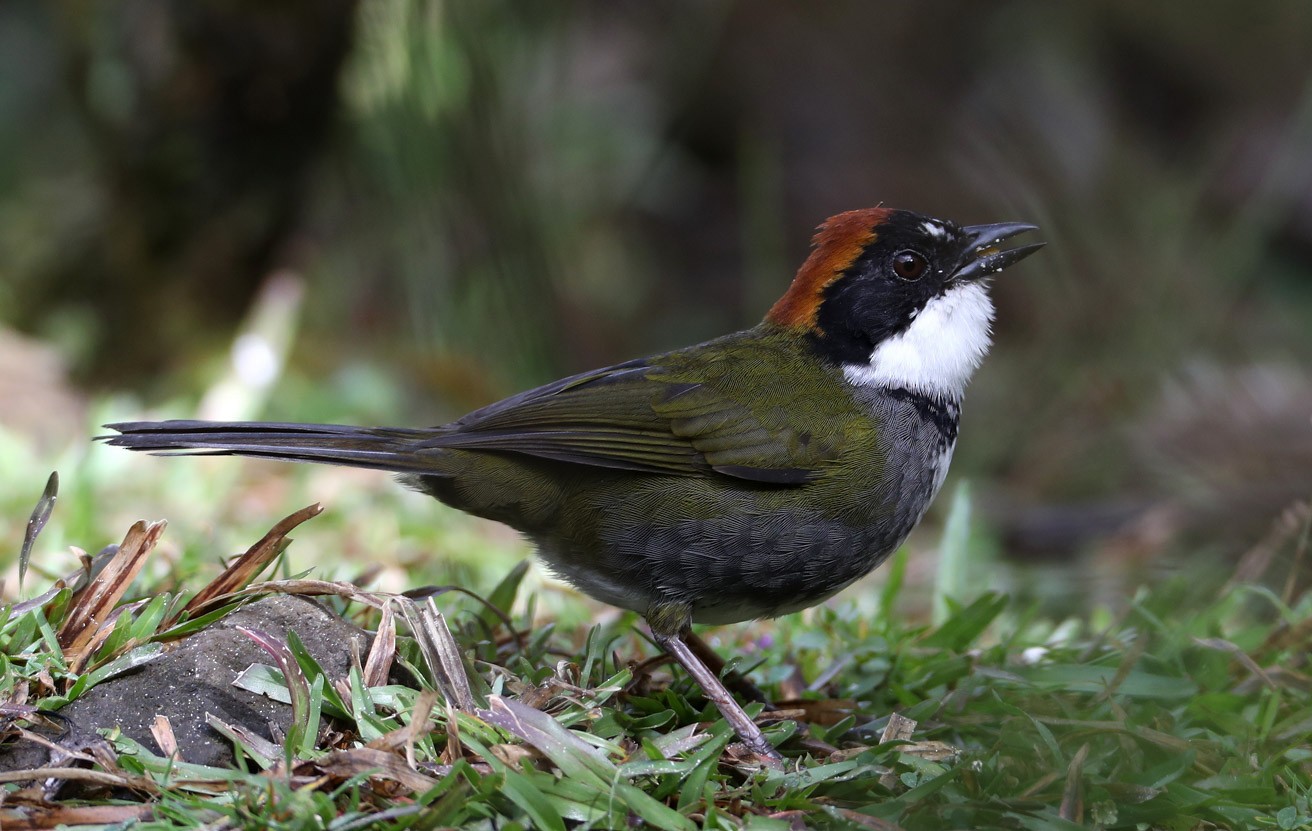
[100,420,449,476]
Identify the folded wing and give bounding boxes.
[423,337,836,484]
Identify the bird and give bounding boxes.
[102,207,1043,762]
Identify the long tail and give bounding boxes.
[100,420,450,476]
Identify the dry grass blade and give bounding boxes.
[0,766,157,790]
[236,578,386,608]
[878,713,918,789]
[370,689,439,770]
[0,804,154,830]
[18,472,58,592]
[308,747,439,793]
[1194,637,1277,689]
[403,583,521,641]
[66,600,145,676]
[363,601,397,688]
[477,696,617,785]
[1096,630,1149,702]
[879,713,916,744]
[772,697,857,726]
[205,713,281,767]
[369,690,438,753]
[479,695,598,759]
[56,520,165,657]
[828,808,907,830]
[1227,500,1311,590]
[400,598,476,711]
[897,741,960,763]
[150,715,179,760]
[1039,717,1192,751]
[1059,743,1090,822]
[10,728,98,765]
[420,599,476,712]
[173,503,323,623]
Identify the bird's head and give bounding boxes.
[766,207,1043,401]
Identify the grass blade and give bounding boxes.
[932,480,974,626]
[19,471,58,592]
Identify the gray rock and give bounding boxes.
[0,594,370,771]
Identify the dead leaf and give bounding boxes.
[57,521,165,657]
[173,504,322,623]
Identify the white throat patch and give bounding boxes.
[842,281,995,399]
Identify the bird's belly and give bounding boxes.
[536,503,923,626]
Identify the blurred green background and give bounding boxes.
[1,1,1310,605]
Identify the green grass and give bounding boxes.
[2,419,1309,830]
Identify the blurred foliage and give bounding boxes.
[0,1,1310,572]
[3,0,355,385]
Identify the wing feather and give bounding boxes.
[423,332,839,484]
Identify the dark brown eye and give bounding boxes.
[892,250,928,281]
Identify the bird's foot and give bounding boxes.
[650,627,784,767]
